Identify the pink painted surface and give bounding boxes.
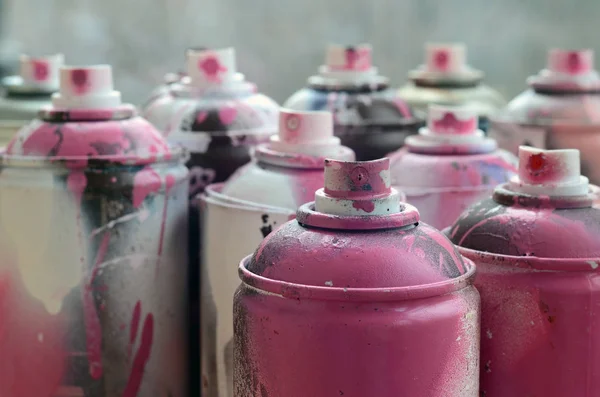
[234,159,480,396]
[447,181,600,396]
[388,148,517,230]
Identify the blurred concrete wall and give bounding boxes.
[4,0,597,105]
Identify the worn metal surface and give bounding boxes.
[447,147,600,396]
[234,158,480,397]
[0,67,189,397]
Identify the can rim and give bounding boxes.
[202,183,296,216]
[456,245,600,272]
[238,255,476,302]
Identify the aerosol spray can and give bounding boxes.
[489,49,600,185]
[283,44,422,161]
[0,53,63,146]
[234,157,481,397]
[0,65,189,397]
[201,108,355,396]
[398,43,506,132]
[388,105,517,229]
[447,146,600,397]
[142,47,278,397]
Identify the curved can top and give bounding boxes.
[241,158,473,298]
[447,146,600,261]
[4,64,181,167]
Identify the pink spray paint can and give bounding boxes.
[446,146,600,396]
[0,53,63,146]
[142,47,279,397]
[234,158,481,397]
[283,44,422,161]
[0,65,189,397]
[201,109,355,396]
[398,43,506,132]
[388,105,518,229]
[489,49,600,185]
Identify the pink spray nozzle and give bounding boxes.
[509,146,589,196]
[325,44,372,72]
[323,158,391,199]
[427,105,478,136]
[315,158,402,216]
[425,43,467,74]
[19,54,64,89]
[52,65,121,109]
[547,49,594,75]
[278,109,333,145]
[186,47,237,88]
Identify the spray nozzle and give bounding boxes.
[317,43,378,83]
[547,49,594,76]
[425,43,468,74]
[315,158,402,215]
[18,53,64,90]
[509,146,589,196]
[405,105,496,153]
[186,47,238,88]
[51,65,121,109]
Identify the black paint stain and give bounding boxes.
[260,214,273,238]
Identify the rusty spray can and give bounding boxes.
[0,65,189,397]
[234,157,481,397]
[201,108,355,396]
[142,47,278,397]
[489,48,600,185]
[0,53,63,146]
[398,43,506,132]
[388,105,517,229]
[447,146,600,396]
[283,44,422,161]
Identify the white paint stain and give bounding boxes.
[324,280,333,287]
[487,329,493,339]
[379,169,391,188]
[37,332,44,343]
[588,261,598,269]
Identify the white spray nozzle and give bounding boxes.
[19,53,64,90]
[186,47,237,88]
[427,105,478,136]
[425,43,467,74]
[548,49,594,76]
[317,43,378,83]
[509,146,589,196]
[52,65,121,109]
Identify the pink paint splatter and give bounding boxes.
[82,231,111,380]
[522,152,564,184]
[128,301,142,359]
[196,111,208,124]
[218,106,237,125]
[67,171,88,205]
[352,200,375,213]
[199,55,227,82]
[32,61,49,81]
[122,310,154,397]
[132,167,162,208]
[71,69,89,95]
[432,113,476,134]
[566,52,588,75]
[434,50,450,71]
[345,49,360,69]
[392,98,412,118]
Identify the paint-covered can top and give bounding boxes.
[307,43,389,90]
[2,53,64,94]
[494,49,600,125]
[241,158,473,296]
[4,64,181,166]
[405,105,497,154]
[408,43,484,86]
[447,146,600,261]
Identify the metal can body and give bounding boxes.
[0,107,190,397]
[447,144,600,397]
[233,158,481,397]
[201,184,295,397]
[0,93,52,145]
[283,87,421,161]
[389,148,517,229]
[489,91,600,185]
[235,269,479,397]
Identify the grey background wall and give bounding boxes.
[2,0,596,105]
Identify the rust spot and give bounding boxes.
[484,360,491,373]
[273,330,279,335]
[539,301,550,313]
[339,391,345,395]
[548,315,556,324]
